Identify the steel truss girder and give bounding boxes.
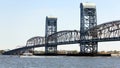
[86,20,120,40]
[24,36,45,53]
[3,20,120,55]
[26,36,45,46]
[47,30,80,44]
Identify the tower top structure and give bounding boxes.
[46,16,57,19]
[81,2,96,8]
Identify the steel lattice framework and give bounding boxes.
[26,36,45,46]
[25,20,120,46]
[86,20,120,42]
[3,20,120,55]
[47,30,80,45]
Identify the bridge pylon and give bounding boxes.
[80,3,98,54]
[45,16,57,54]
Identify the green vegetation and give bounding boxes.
[98,50,120,54]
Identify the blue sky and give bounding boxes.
[0,0,120,51]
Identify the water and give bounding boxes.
[0,55,120,68]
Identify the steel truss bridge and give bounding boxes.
[3,3,120,55]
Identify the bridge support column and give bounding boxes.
[80,42,98,54]
[80,3,98,54]
[45,16,57,54]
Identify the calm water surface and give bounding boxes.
[0,55,120,68]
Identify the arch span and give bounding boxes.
[86,20,120,41]
[26,36,45,46]
[47,30,80,45]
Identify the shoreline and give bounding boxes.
[33,53,111,56]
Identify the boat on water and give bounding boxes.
[20,52,34,58]
[20,53,46,58]
[22,52,33,56]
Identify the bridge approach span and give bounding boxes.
[3,30,80,55]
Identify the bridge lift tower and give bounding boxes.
[45,16,57,54]
[80,3,98,54]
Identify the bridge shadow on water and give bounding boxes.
[33,53,111,57]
